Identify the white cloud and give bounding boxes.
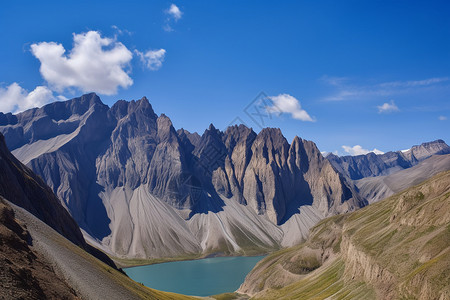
[439,115,447,121]
[342,145,384,156]
[320,151,337,157]
[322,76,450,102]
[379,77,449,88]
[0,82,57,113]
[167,4,182,21]
[321,150,339,156]
[267,94,314,122]
[111,25,132,36]
[31,31,133,95]
[163,24,174,32]
[135,49,166,70]
[164,4,183,31]
[377,100,399,113]
[320,75,348,87]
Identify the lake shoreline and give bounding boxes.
[113,251,272,269]
[123,256,266,297]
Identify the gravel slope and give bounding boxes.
[356,154,450,203]
[9,201,198,300]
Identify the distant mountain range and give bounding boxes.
[1,93,449,260]
[327,140,450,180]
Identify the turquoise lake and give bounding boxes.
[124,256,265,296]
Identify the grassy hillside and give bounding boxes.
[240,171,450,300]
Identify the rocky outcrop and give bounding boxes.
[327,140,450,180]
[403,139,450,161]
[0,94,364,258]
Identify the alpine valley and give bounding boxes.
[1,93,449,299]
[1,93,449,261]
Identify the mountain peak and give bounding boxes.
[202,123,222,139]
[64,92,104,109]
[416,139,448,148]
[208,123,217,131]
[157,113,173,127]
[134,96,152,108]
[110,97,157,121]
[135,96,151,107]
[157,113,177,142]
[292,135,302,144]
[0,112,17,126]
[406,139,450,161]
[256,128,287,148]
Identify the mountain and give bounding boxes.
[0,132,85,247]
[239,170,450,300]
[0,93,364,258]
[0,126,197,299]
[327,140,450,180]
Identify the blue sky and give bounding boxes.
[0,0,449,155]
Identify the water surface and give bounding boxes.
[124,256,265,296]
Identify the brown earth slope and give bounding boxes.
[6,199,199,300]
[0,197,79,299]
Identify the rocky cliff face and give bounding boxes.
[0,93,364,258]
[327,140,450,180]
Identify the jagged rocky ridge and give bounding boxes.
[0,93,364,258]
[327,140,450,180]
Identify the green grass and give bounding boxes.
[255,259,375,300]
[212,292,249,300]
[245,171,450,300]
[112,253,203,268]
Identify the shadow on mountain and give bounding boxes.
[85,183,111,240]
[187,179,225,219]
[279,178,314,225]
